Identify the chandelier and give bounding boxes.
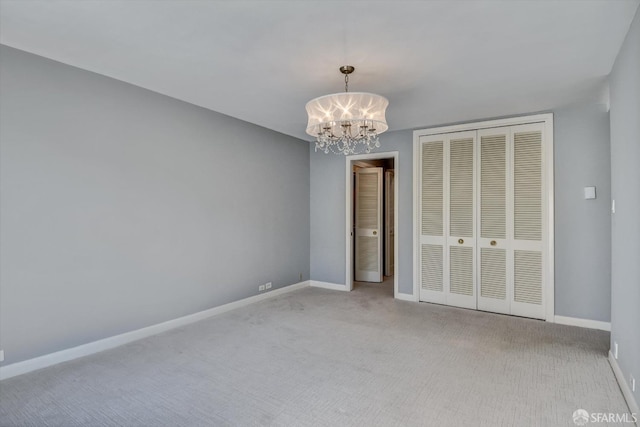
[305,66,389,155]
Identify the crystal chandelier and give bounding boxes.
[305,66,389,155]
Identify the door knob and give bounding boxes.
[373,230,377,236]
[458,239,464,244]
[490,240,497,246]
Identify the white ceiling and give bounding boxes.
[1,0,638,141]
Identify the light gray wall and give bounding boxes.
[310,132,413,291]
[309,145,348,285]
[609,7,640,407]
[554,104,611,322]
[310,104,612,321]
[0,45,310,365]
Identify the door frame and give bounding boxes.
[412,113,555,322]
[385,169,395,277]
[345,151,400,298]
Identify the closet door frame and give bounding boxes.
[412,113,554,322]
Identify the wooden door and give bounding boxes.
[355,167,383,282]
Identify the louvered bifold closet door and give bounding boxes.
[510,123,545,319]
[477,127,511,315]
[419,131,476,307]
[446,132,477,309]
[419,135,446,304]
[415,116,550,320]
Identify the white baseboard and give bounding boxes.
[395,292,417,302]
[609,351,640,421]
[309,280,348,291]
[553,315,611,331]
[0,281,310,381]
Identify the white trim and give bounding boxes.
[413,113,555,320]
[309,280,349,291]
[553,315,611,331]
[413,136,421,300]
[0,281,310,381]
[609,350,640,418]
[411,113,553,137]
[395,293,417,302]
[345,151,400,298]
[544,116,555,322]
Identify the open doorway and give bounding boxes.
[345,151,399,298]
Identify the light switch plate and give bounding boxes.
[584,186,596,200]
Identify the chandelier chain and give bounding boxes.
[344,73,349,92]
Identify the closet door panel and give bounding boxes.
[478,248,508,313]
[446,132,477,308]
[422,244,443,293]
[448,245,475,308]
[421,139,444,238]
[449,136,475,238]
[419,136,446,304]
[513,129,542,241]
[477,128,510,314]
[480,133,507,240]
[514,250,542,304]
[510,124,545,319]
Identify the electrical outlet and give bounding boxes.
[299,273,303,281]
[614,342,618,359]
[631,375,636,392]
[265,282,272,289]
[259,285,265,291]
[0,350,4,362]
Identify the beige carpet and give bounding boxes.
[0,280,629,426]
